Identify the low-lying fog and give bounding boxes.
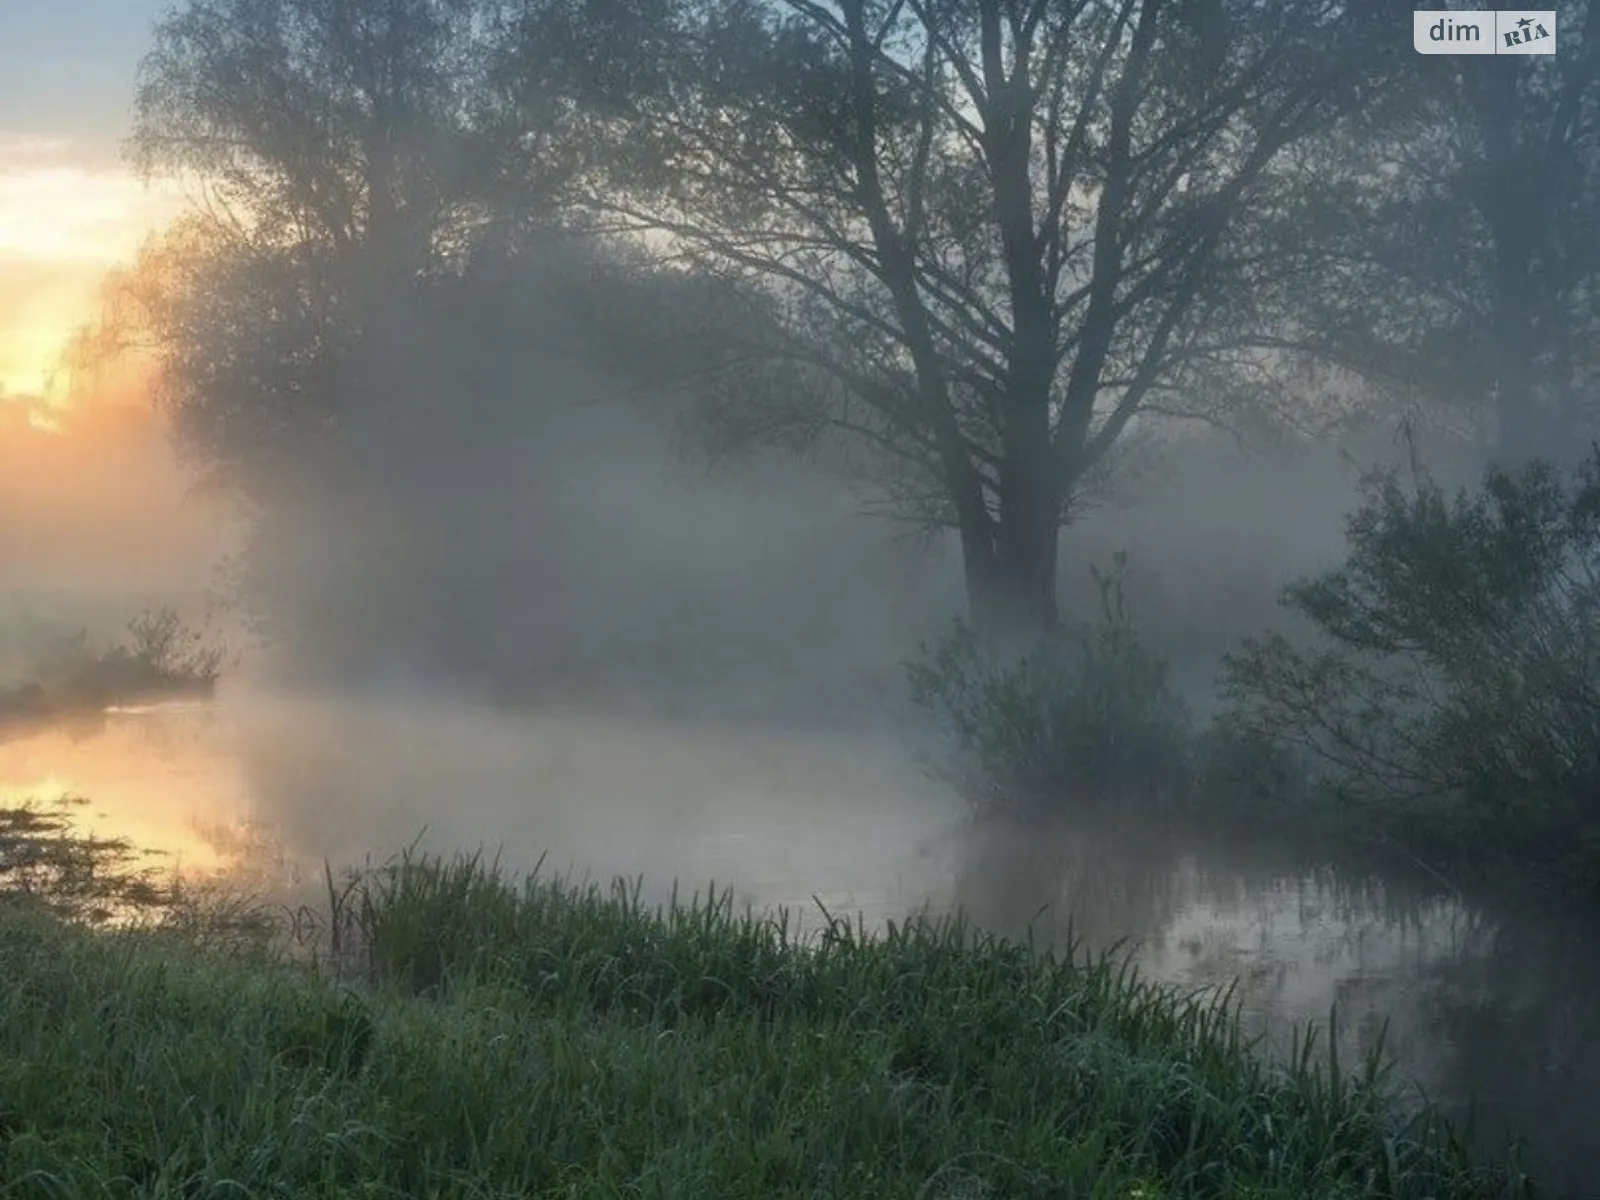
[2,366,1594,1194]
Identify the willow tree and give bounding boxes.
[125,0,548,492]
[123,0,756,490]
[119,0,731,677]
[498,0,1401,636]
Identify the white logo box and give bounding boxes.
[1414,10,1556,54]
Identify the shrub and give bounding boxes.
[908,554,1192,813]
[98,606,226,694]
[1222,447,1600,892]
[0,606,224,718]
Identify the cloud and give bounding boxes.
[0,133,77,162]
[0,138,183,262]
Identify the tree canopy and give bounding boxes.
[117,0,1598,639]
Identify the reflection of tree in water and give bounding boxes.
[950,807,1444,962]
[953,809,1600,1197]
[949,808,1198,955]
[1412,909,1600,1199]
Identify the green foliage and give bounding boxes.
[1269,1,1600,460]
[1189,722,1332,827]
[1223,449,1600,890]
[0,850,1536,1199]
[909,555,1192,812]
[0,607,224,724]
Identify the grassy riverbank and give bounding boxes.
[0,849,1536,1199]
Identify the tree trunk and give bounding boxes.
[1471,61,1545,466]
[1486,164,1542,466]
[966,532,1060,645]
[961,473,1061,644]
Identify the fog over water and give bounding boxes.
[3,408,1596,1194]
[5,680,1598,1196]
[3,0,1598,1193]
[0,98,1593,1200]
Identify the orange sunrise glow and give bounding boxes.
[0,131,229,595]
[0,133,184,406]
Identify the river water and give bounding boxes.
[2,691,1596,1197]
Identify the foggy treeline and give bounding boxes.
[79,0,1598,711]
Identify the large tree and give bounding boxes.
[1267,0,1600,465]
[120,0,798,682]
[124,0,768,491]
[126,0,512,490]
[497,0,1404,635]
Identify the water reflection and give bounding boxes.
[1,694,1595,1195]
[224,691,964,926]
[0,701,251,877]
[949,810,1599,1196]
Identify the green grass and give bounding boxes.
[0,849,1537,1199]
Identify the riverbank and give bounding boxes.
[0,850,1536,1198]
[0,607,222,736]
[0,674,214,729]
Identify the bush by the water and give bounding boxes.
[0,606,224,724]
[909,553,1193,813]
[0,823,1538,1199]
[1223,449,1600,893]
[911,450,1600,899]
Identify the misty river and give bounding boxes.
[3,691,1598,1197]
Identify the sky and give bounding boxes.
[0,1,231,596]
[0,0,182,401]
